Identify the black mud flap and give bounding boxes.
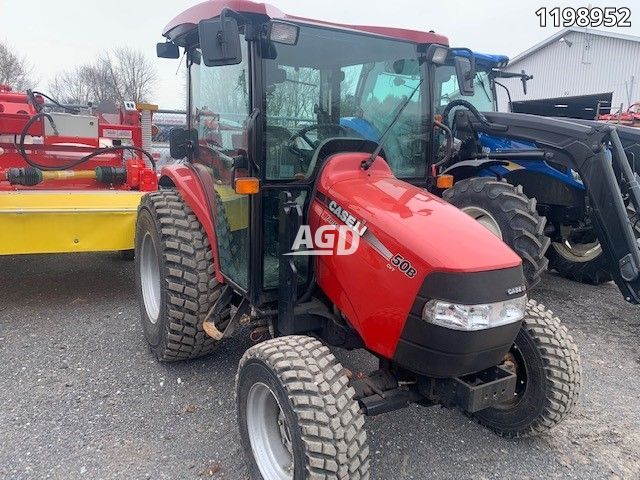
[458,112,640,303]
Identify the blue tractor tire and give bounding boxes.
[547,208,640,285]
[444,177,550,289]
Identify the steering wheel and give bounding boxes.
[288,124,352,158]
[442,99,491,129]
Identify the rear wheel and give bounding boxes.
[135,190,227,361]
[473,300,581,438]
[444,177,550,289]
[236,336,370,479]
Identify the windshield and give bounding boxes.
[263,25,428,180]
[434,63,496,115]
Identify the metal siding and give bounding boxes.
[497,31,640,114]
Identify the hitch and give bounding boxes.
[352,365,517,416]
[428,366,517,413]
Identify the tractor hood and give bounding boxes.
[315,152,521,274]
[310,152,523,359]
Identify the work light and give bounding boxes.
[425,44,449,65]
[269,21,300,45]
[422,296,527,331]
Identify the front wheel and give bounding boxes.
[236,336,370,479]
[547,209,640,284]
[473,300,581,438]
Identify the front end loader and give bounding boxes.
[443,107,640,303]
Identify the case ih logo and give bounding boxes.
[327,201,367,236]
[285,200,366,256]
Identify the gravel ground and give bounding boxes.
[0,253,639,480]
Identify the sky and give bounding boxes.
[1,0,638,109]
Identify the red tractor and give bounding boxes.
[0,85,157,256]
[137,2,581,478]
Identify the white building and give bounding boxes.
[497,27,640,119]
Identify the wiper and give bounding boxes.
[362,79,424,170]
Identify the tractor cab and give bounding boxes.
[160,2,474,301]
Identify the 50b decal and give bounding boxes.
[388,254,417,278]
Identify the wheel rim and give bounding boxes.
[140,232,161,324]
[552,240,602,263]
[495,344,529,409]
[461,206,503,239]
[246,382,294,480]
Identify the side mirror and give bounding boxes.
[156,42,180,59]
[198,17,242,67]
[454,56,475,96]
[169,128,197,159]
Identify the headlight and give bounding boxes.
[422,296,527,331]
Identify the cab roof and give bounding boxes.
[163,0,449,46]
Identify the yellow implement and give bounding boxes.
[0,190,144,255]
[215,185,249,232]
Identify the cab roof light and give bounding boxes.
[269,21,300,46]
[425,45,449,65]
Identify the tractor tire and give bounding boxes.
[135,190,226,362]
[443,177,550,289]
[547,209,640,285]
[473,300,581,438]
[547,243,611,285]
[236,335,370,480]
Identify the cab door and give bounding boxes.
[189,37,252,290]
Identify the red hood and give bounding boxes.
[318,153,521,274]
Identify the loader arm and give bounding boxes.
[563,119,640,173]
[455,111,640,303]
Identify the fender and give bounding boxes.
[442,158,509,181]
[158,163,224,283]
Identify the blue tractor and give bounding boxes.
[340,50,640,291]
[435,51,640,287]
[339,52,549,287]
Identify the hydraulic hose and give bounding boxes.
[16,113,156,172]
[433,120,453,169]
[442,99,492,127]
[31,90,80,114]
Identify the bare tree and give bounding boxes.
[110,48,157,103]
[48,66,94,104]
[0,41,33,90]
[49,47,157,105]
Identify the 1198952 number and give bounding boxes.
[535,7,631,28]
